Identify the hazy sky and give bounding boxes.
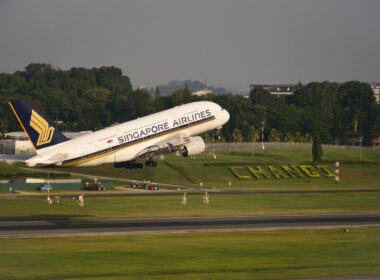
[1,0,379,90]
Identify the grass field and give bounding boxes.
[1,192,380,221]
[1,148,379,220]
[2,149,380,190]
[1,148,380,279]
[42,148,380,190]
[1,228,380,280]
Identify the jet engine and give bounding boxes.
[181,136,205,157]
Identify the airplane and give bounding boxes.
[3,99,229,168]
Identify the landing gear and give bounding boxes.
[145,160,158,167]
[215,129,222,140]
[114,162,143,169]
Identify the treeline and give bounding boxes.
[0,64,379,151]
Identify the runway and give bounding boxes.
[1,213,380,238]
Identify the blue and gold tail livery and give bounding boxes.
[9,99,69,150]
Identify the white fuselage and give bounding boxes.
[26,101,229,167]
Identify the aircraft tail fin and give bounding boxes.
[9,99,69,151]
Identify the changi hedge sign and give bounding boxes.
[229,165,335,180]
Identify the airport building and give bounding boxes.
[249,83,298,96]
[192,89,213,96]
[370,83,380,104]
[346,131,380,147]
[250,83,380,103]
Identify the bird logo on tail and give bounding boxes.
[29,110,55,146]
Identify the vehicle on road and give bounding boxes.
[35,184,52,191]
[144,183,160,190]
[130,182,139,189]
[84,181,106,191]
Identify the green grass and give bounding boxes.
[1,228,380,279]
[0,163,70,179]
[40,149,380,190]
[2,192,380,221]
[2,149,380,190]
[1,149,379,279]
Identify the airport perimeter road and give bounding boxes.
[1,213,380,238]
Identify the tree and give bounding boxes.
[248,126,260,142]
[338,81,377,146]
[171,87,192,106]
[304,133,312,143]
[284,132,295,143]
[250,86,276,107]
[295,132,303,143]
[81,88,111,130]
[312,127,323,162]
[126,89,155,120]
[267,104,301,136]
[95,66,132,94]
[269,128,281,142]
[154,86,161,100]
[232,128,243,143]
[293,82,338,162]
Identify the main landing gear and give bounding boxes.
[145,160,158,167]
[114,161,143,169]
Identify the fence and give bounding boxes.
[205,142,379,151]
[0,181,113,191]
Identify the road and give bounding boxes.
[1,213,380,238]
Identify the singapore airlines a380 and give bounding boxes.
[5,99,230,168]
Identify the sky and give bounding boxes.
[0,0,379,90]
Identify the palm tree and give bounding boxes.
[285,132,295,143]
[248,126,260,142]
[295,131,304,143]
[232,128,243,143]
[269,128,281,142]
[304,132,312,143]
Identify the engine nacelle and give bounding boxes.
[182,136,205,157]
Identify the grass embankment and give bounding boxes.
[1,228,380,280]
[2,192,380,221]
[45,149,380,190]
[0,162,71,179]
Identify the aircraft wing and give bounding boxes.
[25,153,69,167]
[40,153,68,166]
[134,134,190,159]
[0,153,68,167]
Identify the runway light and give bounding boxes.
[181,192,187,205]
[335,161,340,184]
[344,228,349,233]
[203,192,210,204]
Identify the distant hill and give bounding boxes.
[149,80,228,96]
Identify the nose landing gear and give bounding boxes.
[215,128,222,140]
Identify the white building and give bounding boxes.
[370,83,380,104]
[249,84,298,96]
[192,89,213,96]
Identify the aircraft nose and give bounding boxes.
[221,108,230,124]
